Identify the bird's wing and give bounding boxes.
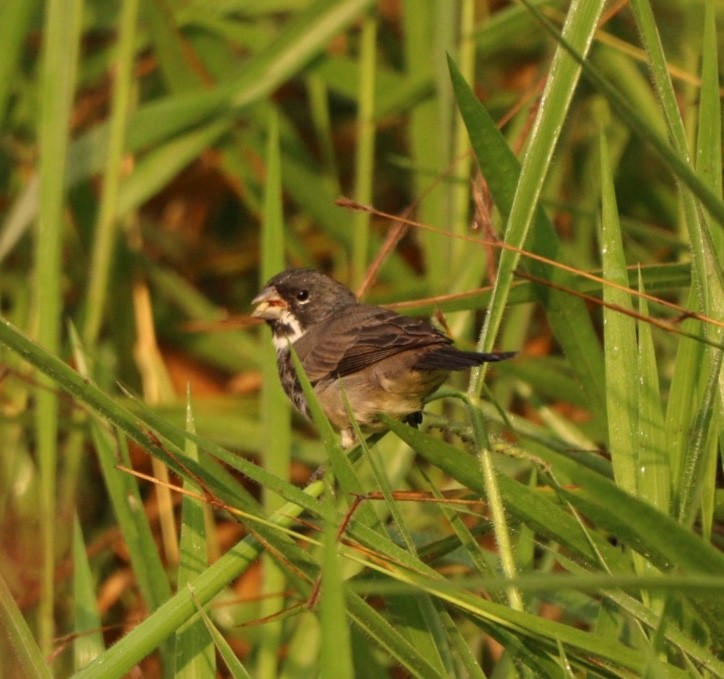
[293,305,450,382]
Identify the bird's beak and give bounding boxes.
[251,286,287,320]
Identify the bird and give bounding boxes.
[252,268,515,448]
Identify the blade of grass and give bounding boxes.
[628,1,724,386]
[34,0,83,653]
[145,0,206,93]
[382,594,450,676]
[447,57,607,429]
[189,586,252,679]
[0,0,39,126]
[72,517,104,671]
[82,0,140,345]
[635,269,669,515]
[381,417,628,572]
[599,130,638,495]
[403,0,453,291]
[351,14,377,287]
[2,0,379,264]
[116,117,232,218]
[468,403,523,611]
[175,394,215,679]
[0,571,52,679]
[691,0,723,542]
[256,111,290,679]
[467,0,606,394]
[320,475,354,679]
[518,0,724,230]
[449,0,478,280]
[346,591,447,679]
[288,346,379,528]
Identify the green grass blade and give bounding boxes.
[34,0,83,653]
[467,0,606,391]
[0,1,39,125]
[536,447,724,577]
[694,0,722,541]
[82,0,140,345]
[677,349,722,528]
[346,591,447,679]
[287,346,378,528]
[448,57,607,427]
[145,0,203,92]
[629,0,724,352]
[228,0,377,111]
[696,1,722,203]
[320,479,354,679]
[519,0,724,230]
[116,118,232,218]
[599,131,638,495]
[189,587,253,679]
[381,418,628,571]
[175,395,215,678]
[351,14,377,286]
[90,426,174,608]
[256,110,291,679]
[0,571,52,679]
[635,270,669,514]
[72,517,104,670]
[403,1,452,291]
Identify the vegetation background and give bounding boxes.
[0,0,722,677]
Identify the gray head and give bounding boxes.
[252,269,357,342]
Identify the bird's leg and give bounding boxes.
[340,427,357,449]
[404,411,423,428]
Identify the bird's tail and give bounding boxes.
[413,348,516,371]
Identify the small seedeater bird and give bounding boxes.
[252,268,515,448]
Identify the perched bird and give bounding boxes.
[252,268,515,448]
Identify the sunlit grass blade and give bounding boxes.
[448,57,607,430]
[466,0,606,388]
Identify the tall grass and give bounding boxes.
[0,1,722,677]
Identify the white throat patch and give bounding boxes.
[271,309,305,351]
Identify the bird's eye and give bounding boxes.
[296,289,310,303]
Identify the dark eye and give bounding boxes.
[296,289,310,302]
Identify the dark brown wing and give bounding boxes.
[293,305,451,382]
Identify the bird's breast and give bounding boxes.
[275,347,311,419]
